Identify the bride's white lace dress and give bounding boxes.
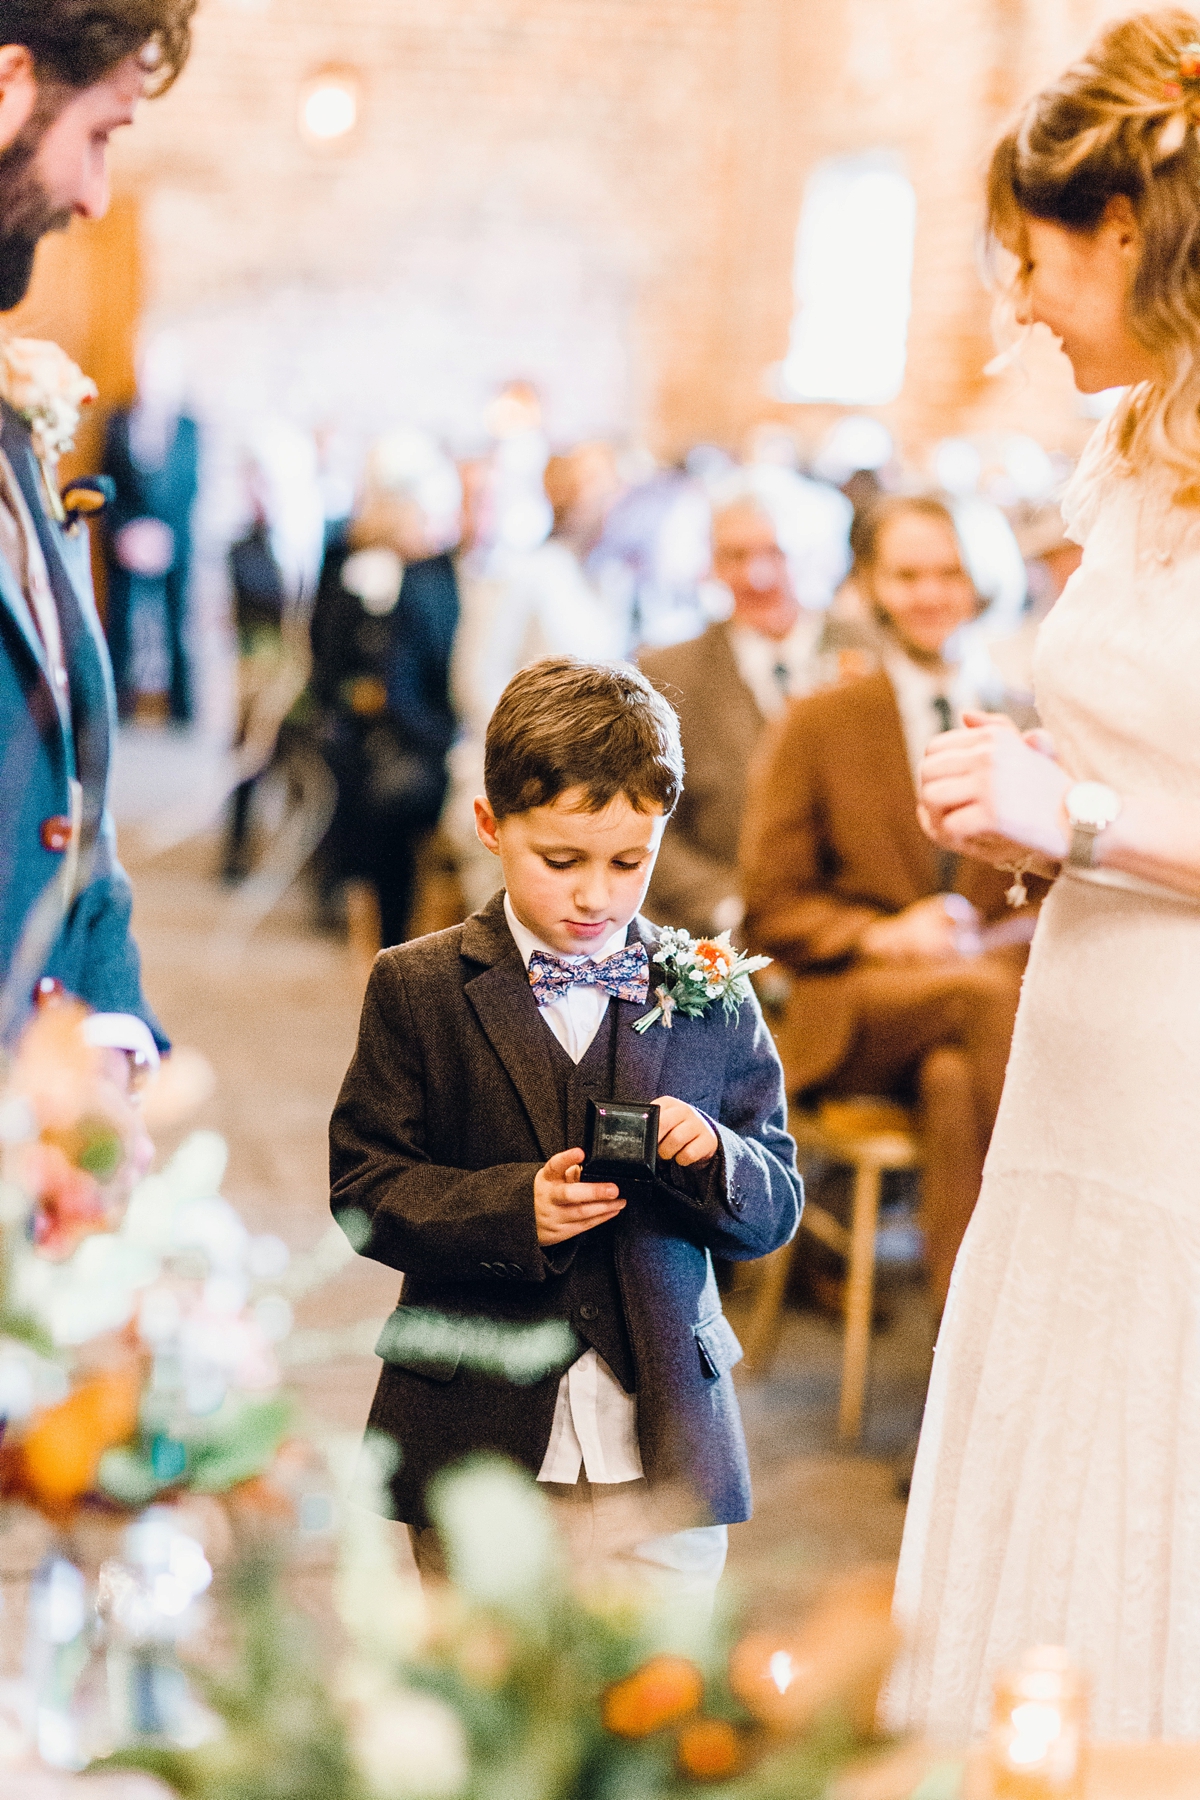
[886,424,1200,1741]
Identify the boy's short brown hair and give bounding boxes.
[485,657,684,821]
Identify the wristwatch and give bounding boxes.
[1064,780,1122,868]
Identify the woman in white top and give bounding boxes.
[888,8,1200,1740]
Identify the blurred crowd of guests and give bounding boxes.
[101,373,1084,1308]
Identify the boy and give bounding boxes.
[331,657,801,1593]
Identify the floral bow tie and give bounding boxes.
[527,943,650,1008]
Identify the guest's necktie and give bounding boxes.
[528,944,650,1008]
[931,695,957,891]
[773,659,791,699]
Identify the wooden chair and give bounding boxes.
[742,1097,922,1442]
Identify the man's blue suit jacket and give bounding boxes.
[0,402,164,1047]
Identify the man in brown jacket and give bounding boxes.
[742,496,1040,1304]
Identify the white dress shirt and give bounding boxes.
[503,893,645,1485]
[884,650,973,782]
[728,611,827,720]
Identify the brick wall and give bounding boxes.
[101,0,1136,473]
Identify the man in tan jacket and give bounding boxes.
[742,495,1041,1305]
[641,490,866,938]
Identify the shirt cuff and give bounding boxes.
[81,1012,161,1073]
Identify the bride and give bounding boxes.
[887,8,1200,1741]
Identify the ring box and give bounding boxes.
[581,1099,660,1196]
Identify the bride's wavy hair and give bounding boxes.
[988,8,1200,500]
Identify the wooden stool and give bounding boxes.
[743,1097,922,1442]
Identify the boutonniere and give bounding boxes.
[634,927,772,1034]
[0,338,98,523]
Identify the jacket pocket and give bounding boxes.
[693,1310,744,1381]
[375,1307,461,1383]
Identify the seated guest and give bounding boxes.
[741,494,1045,1306]
[640,490,867,940]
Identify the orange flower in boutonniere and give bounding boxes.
[634,928,772,1034]
[692,938,735,983]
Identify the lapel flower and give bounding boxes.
[0,337,98,522]
[634,927,772,1034]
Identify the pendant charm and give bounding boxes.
[1006,877,1028,909]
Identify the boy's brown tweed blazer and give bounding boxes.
[330,892,802,1527]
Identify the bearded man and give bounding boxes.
[0,1,195,1049]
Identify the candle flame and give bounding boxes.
[768,1651,794,1694]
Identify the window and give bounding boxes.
[777,152,916,407]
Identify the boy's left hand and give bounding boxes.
[654,1097,718,1168]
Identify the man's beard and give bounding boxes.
[0,98,72,313]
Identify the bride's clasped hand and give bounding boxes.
[917,709,1069,875]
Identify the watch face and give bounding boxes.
[1067,781,1121,831]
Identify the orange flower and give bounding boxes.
[11,1001,101,1133]
[603,1655,704,1738]
[14,1363,142,1513]
[20,1141,109,1260]
[676,1718,743,1781]
[692,941,733,982]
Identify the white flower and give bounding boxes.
[432,1458,560,1612]
[354,1691,469,1800]
[0,338,97,465]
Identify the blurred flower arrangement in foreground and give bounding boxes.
[97,1454,900,1800]
[0,1000,297,1767]
[0,1002,292,1525]
[0,1003,901,1797]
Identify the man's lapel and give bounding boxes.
[612,914,671,1102]
[0,532,49,681]
[2,407,113,820]
[462,895,566,1162]
[2,418,93,629]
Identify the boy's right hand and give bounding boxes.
[534,1149,624,1246]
